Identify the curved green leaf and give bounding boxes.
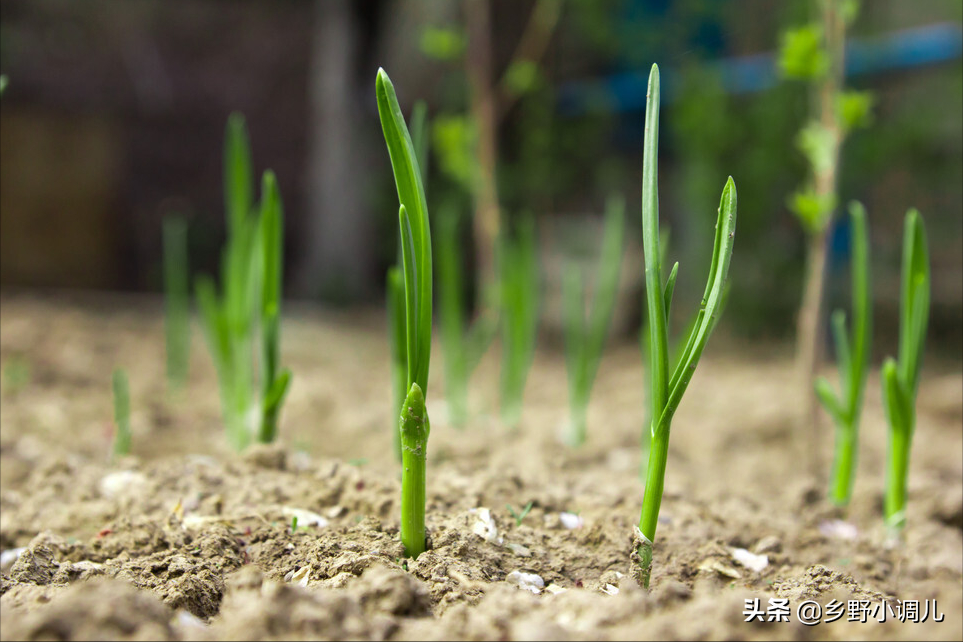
[377,69,433,395]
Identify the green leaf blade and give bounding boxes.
[224,112,253,236]
[377,69,433,396]
[641,63,669,419]
[659,177,737,434]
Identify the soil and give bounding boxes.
[1,292,960,641]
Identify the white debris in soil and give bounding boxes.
[600,583,619,596]
[731,547,769,572]
[281,507,329,528]
[175,610,208,631]
[98,470,148,498]
[559,512,584,530]
[506,570,544,594]
[285,566,311,587]
[0,547,26,572]
[699,559,741,579]
[544,583,568,595]
[70,560,103,572]
[819,519,858,541]
[505,541,531,557]
[181,515,221,530]
[471,508,502,544]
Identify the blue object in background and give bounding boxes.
[558,23,963,116]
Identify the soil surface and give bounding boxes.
[1,292,961,640]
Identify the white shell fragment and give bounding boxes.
[0,548,26,572]
[281,507,329,529]
[559,512,584,530]
[601,583,620,596]
[506,570,545,594]
[819,519,858,541]
[731,547,769,572]
[471,508,502,544]
[544,583,568,595]
[285,566,311,587]
[98,470,148,498]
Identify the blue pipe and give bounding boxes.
[557,23,963,115]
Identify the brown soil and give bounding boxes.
[1,292,960,641]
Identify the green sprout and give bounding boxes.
[386,101,426,458]
[498,215,540,427]
[256,172,292,444]
[196,113,291,450]
[506,501,534,527]
[635,64,737,588]
[377,68,434,559]
[562,196,626,446]
[163,215,190,392]
[436,200,497,427]
[387,266,407,460]
[112,368,131,458]
[882,209,929,541]
[290,516,299,533]
[780,1,874,480]
[2,356,30,393]
[815,202,871,509]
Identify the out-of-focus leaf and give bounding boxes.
[419,26,466,61]
[778,24,829,80]
[837,90,874,132]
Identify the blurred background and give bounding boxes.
[1,0,960,354]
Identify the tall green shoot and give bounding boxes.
[112,368,131,458]
[815,201,871,508]
[882,209,929,541]
[635,64,737,588]
[257,172,292,443]
[498,215,539,428]
[562,196,626,446]
[386,101,426,458]
[387,266,407,461]
[437,201,498,426]
[163,216,190,392]
[377,68,433,559]
[196,113,291,450]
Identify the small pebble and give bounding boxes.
[600,583,619,596]
[471,508,501,544]
[506,570,544,594]
[731,547,769,572]
[559,512,583,530]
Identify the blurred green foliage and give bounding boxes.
[419,26,466,62]
[400,0,960,340]
[779,24,830,79]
